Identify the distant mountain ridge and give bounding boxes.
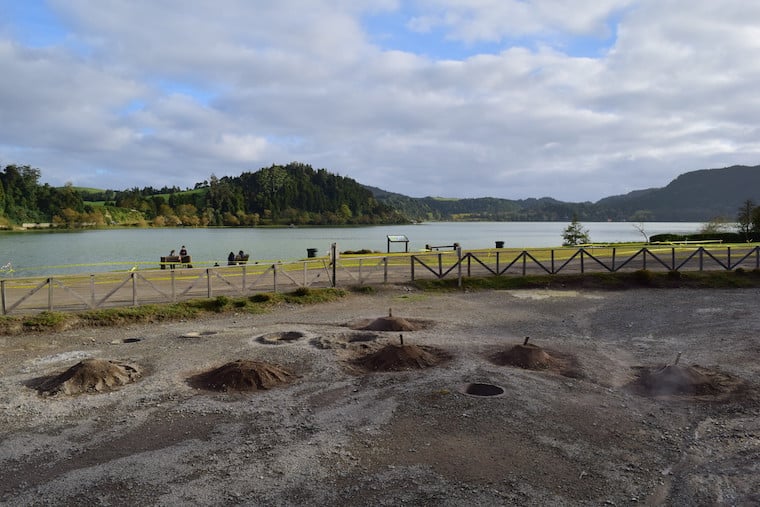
[367,164,760,222]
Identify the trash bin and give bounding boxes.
[307,248,318,258]
[495,241,505,248]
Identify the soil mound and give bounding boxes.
[491,343,561,370]
[188,360,293,392]
[350,308,429,332]
[630,364,722,397]
[33,358,142,396]
[353,344,450,372]
[489,339,584,378]
[359,316,420,331]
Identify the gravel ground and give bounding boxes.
[1,286,759,506]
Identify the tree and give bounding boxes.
[736,199,755,240]
[562,215,590,246]
[631,223,649,243]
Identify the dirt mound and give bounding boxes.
[629,364,725,397]
[188,360,293,392]
[489,339,583,378]
[491,343,561,370]
[352,344,450,372]
[32,358,142,396]
[359,316,421,331]
[350,308,429,332]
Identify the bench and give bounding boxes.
[160,255,192,269]
[424,242,460,251]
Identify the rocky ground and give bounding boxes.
[1,286,759,506]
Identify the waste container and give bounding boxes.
[495,241,505,248]
[307,248,318,258]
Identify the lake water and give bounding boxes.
[0,222,705,277]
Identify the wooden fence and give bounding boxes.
[2,245,759,315]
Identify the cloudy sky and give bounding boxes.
[1,1,759,202]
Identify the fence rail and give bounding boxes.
[2,245,759,315]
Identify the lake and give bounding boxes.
[0,222,705,277]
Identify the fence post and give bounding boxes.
[171,270,176,301]
[612,247,616,272]
[438,253,443,277]
[273,264,278,293]
[131,273,137,307]
[1,280,6,315]
[671,248,675,271]
[383,257,388,283]
[467,252,471,277]
[359,258,363,285]
[699,248,704,271]
[727,246,731,269]
[410,256,415,281]
[522,252,526,276]
[457,246,462,288]
[206,268,212,298]
[303,261,307,287]
[642,249,646,270]
[331,243,337,288]
[242,265,246,290]
[90,274,95,307]
[551,250,555,274]
[496,251,500,274]
[580,249,584,274]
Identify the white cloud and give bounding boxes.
[1,0,760,201]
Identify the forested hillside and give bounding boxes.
[2,162,759,229]
[0,162,407,228]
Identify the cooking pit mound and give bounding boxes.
[28,358,142,396]
[627,363,749,400]
[187,359,294,392]
[489,339,583,378]
[351,343,451,372]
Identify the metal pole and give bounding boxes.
[131,273,137,306]
[48,278,53,311]
[273,264,278,293]
[383,257,388,283]
[206,268,212,298]
[90,274,95,307]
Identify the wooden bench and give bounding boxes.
[160,255,192,269]
[424,242,460,251]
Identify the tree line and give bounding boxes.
[0,162,408,228]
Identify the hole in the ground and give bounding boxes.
[257,331,305,344]
[464,383,505,397]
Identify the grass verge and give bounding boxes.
[0,288,346,336]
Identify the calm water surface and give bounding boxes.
[0,222,704,276]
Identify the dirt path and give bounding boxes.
[1,286,758,505]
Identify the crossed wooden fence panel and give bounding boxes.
[3,246,760,314]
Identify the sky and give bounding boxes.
[1,0,760,202]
